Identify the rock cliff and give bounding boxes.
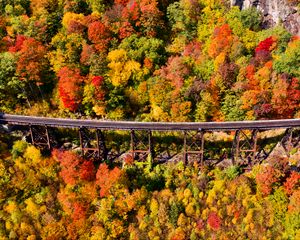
[231,0,300,35]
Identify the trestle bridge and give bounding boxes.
[1,113,300,166]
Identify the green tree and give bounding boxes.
[240,7,262,31]
[0,52,25,111]
[274,38,300,78]
[221,92,245,121]
[119,34,165,70]
[50,32,85,73]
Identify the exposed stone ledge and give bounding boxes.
[231,0,300,35]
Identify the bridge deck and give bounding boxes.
[1,113,300,131]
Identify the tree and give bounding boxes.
[8,35,27,53]
[104,0,163,39]
[240,7,262,31]
[0,0,30,15]
[284,172,300,196]
[161,56,191,89]
[107,49,142,87]
[50,32,85,73]
[256,165,281,196]
[16,38,48,85]
[167,0,202,39]
[82,75,107,116]
[221,92,245,121]
[96,163,122,197]
[148,56,192,121]
[207,211,221,230]
[272,76,300,118]
[0,52,25,111]
[118,34,165,69]
[57,67,85,111]
[53,149,82,185]
[87,20,111,53]
[62,12,86,34]
[274,38,300,78]
[208,24,234,59]
[85,0,105,13]
[255,36,276,53]
[137,0,163,37]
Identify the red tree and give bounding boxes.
[53,149,96,184]
[255,37,276,53]
[208,24,233,58]
[159,56,190,90]
[67,20,85,34]
[115,0,130,6]
[80,44,96,65]
[183,40,202,60]
[58,67,85,111]
[91,75,106,102]
[72,202,87,221]
[52,149,81,185]
[88,21,111,53]
[272,77,300,118]
[8,35,27,52]
[256,165,281,196]
[79,161,96,181]
[284,171,300,195]
[105,0,163,39]
[16,38,48,84]
[96,163,122,197]
[207,211,221,230]
[91,76,104,87]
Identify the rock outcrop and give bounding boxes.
[231,0,300,35]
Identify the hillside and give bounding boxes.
[1,2,300,239]
[0,140,299,239]
[231,0,300,35]
[0,0,299,121]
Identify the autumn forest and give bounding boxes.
[0,0,300,239]
[0,0,299,121]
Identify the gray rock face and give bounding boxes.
[231,0,300,35]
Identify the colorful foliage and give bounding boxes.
[58,67,85,111]
[207,211,221,230]
[1,141,300,239]
[0,0,299,120]
[88,21,111,53]
[96,163,122,197]
[255,36,276,53]
[208,24,234,58]
[284,171,300,195]
[16,38,48,84]
[256,165,281,196]
[8,35,27,53]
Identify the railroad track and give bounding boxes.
[1,113,300,130]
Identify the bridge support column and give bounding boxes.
[257,128,300,161]
[280,128,299,156]
[29,125,51,149]
[79,127,107,161]
[130,130,152,161]
[232,129,258,165]
[183,130,205,165]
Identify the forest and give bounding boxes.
[0,138,299,239]
[0,0,299,121]
[0,0,300,239]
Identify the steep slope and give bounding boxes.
[231,0,300,34]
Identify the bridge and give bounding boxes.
[1,113,300,166]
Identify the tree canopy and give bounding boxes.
[0,0,299,121]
